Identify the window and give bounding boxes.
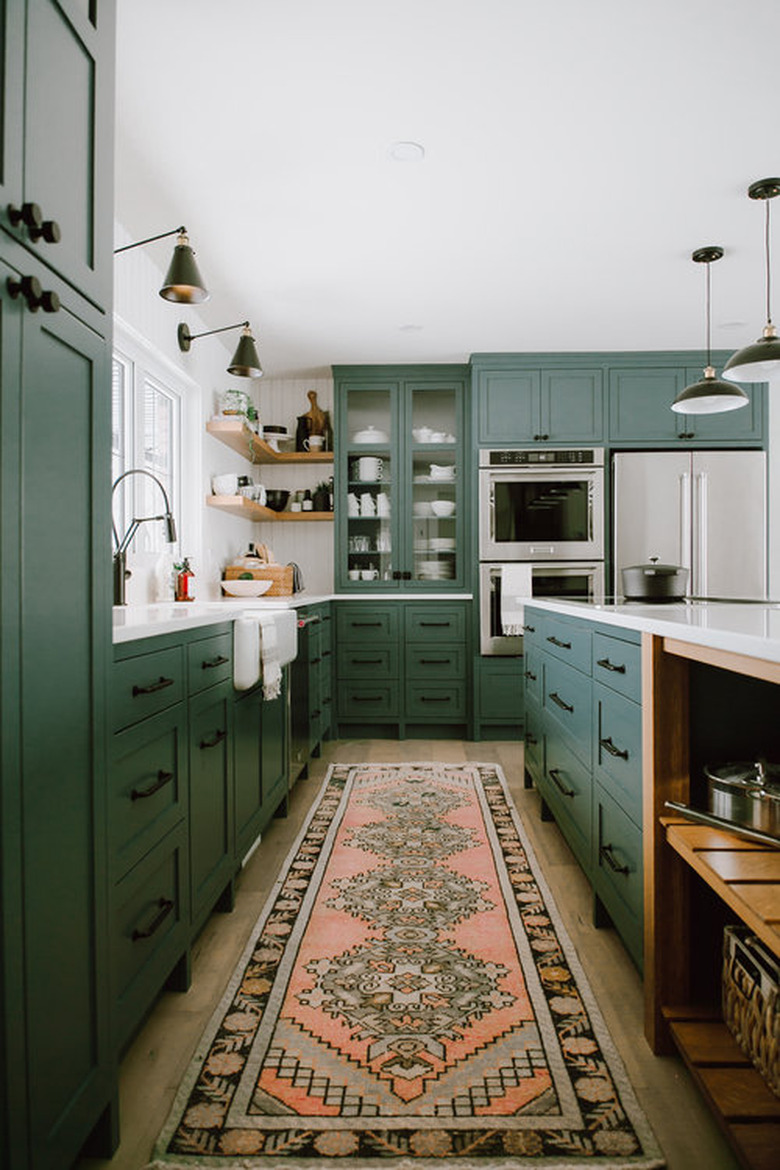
[111,330,185,555]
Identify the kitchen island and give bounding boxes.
[526,598,780,1170]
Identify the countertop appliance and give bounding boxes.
[612,450,767,600]
[479,448,604,562]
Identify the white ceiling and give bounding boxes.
[115,0,780,379]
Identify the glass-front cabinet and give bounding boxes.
[333,366,468,591]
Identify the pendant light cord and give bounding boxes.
[765,198,773,327]
[705,259,712,366]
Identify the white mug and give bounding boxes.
[360,493,376,516]
[304,434,324,451]
[357,456,383,482]
[212,472,239,495]
[361,568,379,580]
[348,569,361,580]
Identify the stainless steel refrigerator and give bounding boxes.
[612,451,767,599]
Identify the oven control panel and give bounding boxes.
[480,448,604,466]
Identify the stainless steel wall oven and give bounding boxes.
[479,448,605,562]
[479,561,605,655]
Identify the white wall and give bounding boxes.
[770,394,779,598]
[113,225,334,602]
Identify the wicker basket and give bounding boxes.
[722,925,780,1096]
[224,564,294,596]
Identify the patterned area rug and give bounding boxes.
[149,763,664,1168]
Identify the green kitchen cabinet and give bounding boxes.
[332,365,469,592]
[290,603,332,781]
[473,656,525,740]
[233,673,289,861]
[189,681,235,933]
[608,361,765,446]
[472,358,605,445]
[523,606,644,970]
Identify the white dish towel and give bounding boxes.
[500,564,533,636]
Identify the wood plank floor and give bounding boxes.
[77,739,740,1170]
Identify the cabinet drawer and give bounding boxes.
[112,820,189,1048]
[406,644,466,679]
[406,683,466,720]
[592,632,641,702]
[594,784,643,969]
[542,656,592,764]
[523,647,542,705]
[524,696,543,785]
[594,687,643,826]
[111,708,186,881]
[113,645,185,732]
[336,605,399,643]
[187,630,232,694]
[404,604,466,643]
[541,734,592,874]
[337,682,399,718]
[336,645,399,679]
[542,616,592,675]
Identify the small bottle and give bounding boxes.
[290,491,302,513]
[175,558,195,602]
[302,489,313,511]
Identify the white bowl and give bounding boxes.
[221,579,273,597]
[413,501,432,517]
[431,500,456,517]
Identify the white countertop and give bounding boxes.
[112,593,474,643]
[527,598,780,664]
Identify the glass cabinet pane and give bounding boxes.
[344,386,395,585]
[409,384,458,585]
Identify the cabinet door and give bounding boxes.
[3,0,115,312]
[0,0,24,211]
[1,259,114,1168]
[541,369,604,442]
[189,687,234,927]
[337,379,400,590]
[476,368,540,443]
[233,687,263,860]
[261,681,288,817]
[609,368,687,442]
[407,379,465,589]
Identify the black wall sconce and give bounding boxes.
[114,225,209,304]
[177,320,263,378]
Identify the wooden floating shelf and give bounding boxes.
[207,419,334,465]
[206,495,333,522]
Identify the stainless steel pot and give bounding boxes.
[705,760,780,838]
[620,557,689,601]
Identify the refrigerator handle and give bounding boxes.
[694,472,708,595]
[679,472,692,574]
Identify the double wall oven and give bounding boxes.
[478,448,605,654]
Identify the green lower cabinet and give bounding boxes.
[474,656,524,739]
[233,686,263,861]
[593,784,644,970]
[523,606,643,970]
[189,682,235,932]
[261,679,288,820]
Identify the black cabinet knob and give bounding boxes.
[6,275,59,313]
[30,218,62,245]
[8,201,43,231]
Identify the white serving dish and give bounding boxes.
[221,579,273,597]
[353,426,388,444]
[431,499,456,517]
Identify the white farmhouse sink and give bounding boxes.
[233,608,298,690]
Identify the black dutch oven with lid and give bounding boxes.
[620,557,689,602]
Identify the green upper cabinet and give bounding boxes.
[0,0,115,316]
[608,359,765,446]
[473,359,605,445]
[333,365,469,592]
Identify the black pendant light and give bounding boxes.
[177,320,263,378]
[723,178,780,383]
[672,246,749,415]
[115,226,209,304]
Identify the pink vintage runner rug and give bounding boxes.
[150,763,663,1168]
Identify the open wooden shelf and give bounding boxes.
[207,419,334,465]
[206,495,333,522]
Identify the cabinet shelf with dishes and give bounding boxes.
[206,419,334,465]
[206,496,333,522]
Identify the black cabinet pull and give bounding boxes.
[596,657,626,674]
[323,696,332,705]
[351,621,382,628]
[600,736,629,760]
[6,274,60,313]
[392,570,402,580]
[353,657,384,665]
[202,654,229,670]
[533,433,550,441]
[402,571,412,580]
[548,691,573,713]
[132,675,174,697]
[420,658,449,665]
[310,656,322,665]
[420,695,451,703]
[420,621,450,628]
[352,695,382,702]
[131,769,174,801]
[549,767,575,798]
[311,709,321,719]
[524,669,537,681]
[131,897,174,941]
[199,729,227,750]
[523,623,536,633]
[546,635,572,649]
[600,843,630,876]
